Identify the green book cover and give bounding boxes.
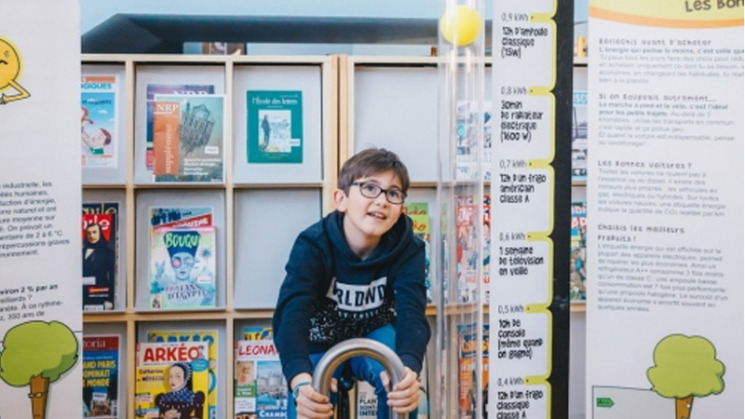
[246,90,303,164]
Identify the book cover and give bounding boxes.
[355,380,378,418]
[455,100,492,181]
[149,226,217,310]
[234,340,288,419]
[455,195,491,304]
[81,75,118,169]
[570,202,587,302]
[242,326,273,341]
[246,90,303,164]
[147,330,219,419]
[82,202,119,311]
[403,202,432,303]
[83,334,121,419]
[135,341,210,419]
[457,323,489,419]
[152,94,225,182]
[150,207,214,230]
[571,91,588,182]
[145,83,215,171]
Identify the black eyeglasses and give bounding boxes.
[350,181,406,205]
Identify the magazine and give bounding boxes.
[246,90,303,164]
[81,75,118,169]
[403,202,432,303]
[234,339,288,419]
[82,202,119,311]
[83,334,121,419]
[572,91,588,182]
[152,94,225,182]
[149,225,217,310]
[144,83,215,171]
[457,323,489,419]
[135,341,210,419]
[150,206,213,230]
[455,195,491,304]
[455,100,492,181]
[147,330,219,419]
[570,202,588,301]
[242,326,273,341]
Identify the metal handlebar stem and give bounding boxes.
[311,338,408,419]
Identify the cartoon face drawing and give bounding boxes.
[0,39,21,90]
[0,37,30,104]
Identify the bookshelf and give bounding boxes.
[81,52,588,419]
[81,53,338,419]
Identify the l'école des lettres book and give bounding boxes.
[403,202,432,303]
[147,330,219,419]
[149,225,217,310]
[246,90,303,164]
[135,341,210,419]
[145,83,215,171]
[570,202,587,302]
[81,75,118,169]
[457,323,489,419]
[83,334,121,419]
[152,94,225,182]
[234,339,288,419]
[82,202,119,311]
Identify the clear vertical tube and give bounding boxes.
[433,1,487,417]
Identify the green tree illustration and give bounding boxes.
[647,334,724,419]
[0,321,79,419]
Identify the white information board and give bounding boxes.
[0,2,82,418]
[586,2,743,418]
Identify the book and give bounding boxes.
[145,83,216,171]
[242,326,273,341]
[570,202,587,302]
[403,202,432,303]
[149,226,217,310]
[82,202,119,311]
[234,340,288,419]
[135,341,210,419]
[455,100,492,181]
[147,330,219,419]
[81,75,118,169]
[246,90,303,164]
[83,334,121,419]
[150,206,214,230]
[571,91,588,182]
[455,194,491,304]
[152,94,225,182]
[457,323,489,419]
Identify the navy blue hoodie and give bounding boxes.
[272,210,431,383]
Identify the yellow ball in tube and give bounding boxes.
[439,5,482,47]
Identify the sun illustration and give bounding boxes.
[0,37,31,104]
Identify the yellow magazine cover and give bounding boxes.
[147,330,219,419]
[135,341,210,419]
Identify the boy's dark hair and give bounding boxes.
[338,148,410,194]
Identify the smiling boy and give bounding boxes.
[273,147,430,419]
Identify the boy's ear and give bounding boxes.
[333,189,348,212]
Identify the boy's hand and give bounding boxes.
[381,367,421,413]
[291,374,334,419]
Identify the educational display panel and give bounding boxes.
[0,2,82,418]
[586,2,744,418]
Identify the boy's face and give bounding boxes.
[335,170,404,247]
